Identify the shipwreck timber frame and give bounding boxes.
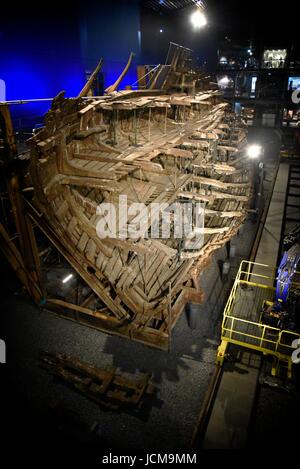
[0,103,251,350]
[25,197,189,350]
[0,103,200,350]
[0,45,254,350]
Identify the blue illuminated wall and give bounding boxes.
[79,0,141,90]
[0,1,141,128]
[0,5,85,126]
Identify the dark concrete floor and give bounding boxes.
[0,216,258,452]
[2,156,288,455]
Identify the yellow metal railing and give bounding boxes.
[220,260,300,360]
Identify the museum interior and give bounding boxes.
[0,0,300,461]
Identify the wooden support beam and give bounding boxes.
[78,58,103,98]
[192,175,250,190]
[105,52,134,94]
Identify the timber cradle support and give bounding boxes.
[40,351,159,415]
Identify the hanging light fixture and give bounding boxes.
[190,9,207,29]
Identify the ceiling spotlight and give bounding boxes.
[62,273,74,284]
[219,76,230,86]
[159,28,164,33]
[247,144,262,159]
[190,9,207,29]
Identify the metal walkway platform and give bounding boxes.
[219,260,299,369]
[193,161,300,449]
[202,349,261,449]
[253,163,289,273]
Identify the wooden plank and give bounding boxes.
[78,232,89,252]
[85,239,97,262]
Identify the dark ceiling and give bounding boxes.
[140,0,205,13]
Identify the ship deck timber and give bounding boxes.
[25,49,253,350]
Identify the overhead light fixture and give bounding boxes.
[159,28,163,33]
[190,9,207,29]
[219,76,230,86]
[247,144,262,159]
[219,56,228,64]
[62,273,74,284]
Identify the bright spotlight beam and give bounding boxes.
[219,76,230,86]
[62,273,74,284]
[247,144,262,159]
[190,10,207,29]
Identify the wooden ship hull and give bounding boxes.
[28,46,252,349]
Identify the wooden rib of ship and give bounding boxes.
[28,45,252,349]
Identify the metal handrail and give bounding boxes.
[221,260,300,358]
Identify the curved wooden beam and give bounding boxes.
[105,52,134,94]
[78,58,103,98]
